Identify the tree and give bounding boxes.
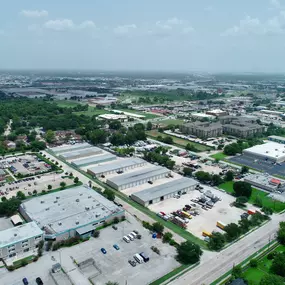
[238,218,251,234]
[235,196,248,207]
[183,167,193,177]
[16,191,26,200]
[103,189,115,201]
[152,222,164,234]
[162,232,173,243]
[45,130,56,143]
[33,189,37,195]
[231,265,242,279]
[93,230,100,238]
[217,144,224,150]
[277,222,285,245]
[60,181,66,189]
[270,252,285,277]
[176,241,202,264]
[260,274,284,285]
[208,232,226,250]
[195,171,212,183]
[211,174,223,186]
[240,166,249,174]
[109,120,122,130]
[225,171,234,181]
[48,185,52,190]
[224,223,241,241]
[74,177,79,184]
[233,181,252,198]
[249,259,258,268]
[113,217,119,224]
[146,121,152,131]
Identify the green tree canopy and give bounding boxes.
[176,241,202,264]
[233,181,252,198]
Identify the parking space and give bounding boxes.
[149,186,245,239]
[0,173,74,199]
[0,154,51,177]
[230,155,285,176]
[58,214,179,285]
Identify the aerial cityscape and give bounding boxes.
[1,1,285,285]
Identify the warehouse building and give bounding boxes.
[50,143,92,154]
[19,186,124,241]
[71,153,117,167]
[59,147,103,160]
[0,222,43,260]
[87,158,146,177]
[106,166,171,191]
[131,177,198,206]
[268,135,285,144]
[244,173,285,193]
[243,142,285,163]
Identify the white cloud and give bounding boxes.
[182,26,195,34]
[167,17,183,25]
[114,24,136,35]
[44,19,97,31]
[0,29,4,35]
[78,21,96,29]
[44,19,74,31]
[221,12,285,36]
[20,9,48,18]
[270,0,281,9]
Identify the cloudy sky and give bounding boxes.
[1,0,285,72]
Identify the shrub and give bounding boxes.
[163,232,173,243]
[113,217,120,224]
[151,246,160,255]
[249,259,258,268]
[93,230,100,238]
[142,221,152,230]
[267,252,277,260]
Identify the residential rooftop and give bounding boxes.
[0,222,43,248]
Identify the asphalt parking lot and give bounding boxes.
[230,155,285,177]
[59,214,179,285]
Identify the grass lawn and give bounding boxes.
[210,152,228,160]
[243,267,265,284]
[218,181,285,213]
[115,108,160,119]
[146,130,211,152]
[74,106,111,117]
[159,119,184,126]
[13,255,35,267]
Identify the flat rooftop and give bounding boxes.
[51,143,92,154]
[243,142,285,160]
[268,135,285,142]
[88,158,146,174]
[72,153,117,167]
[60,147,102,159]
[20,186,123,235]
[131,177,197,202]
[107,166,170,187]
[0,222,43,248]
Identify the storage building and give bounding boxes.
[19,186,124,241]
[131,177,198,206]
[59,147,103,160]
[268,135,285,144]
[243,142,285,163]
[106,166,171,191]
[71,153,117,167]
[87,158,146,177]
[0,222,43,260]
[50,143,92,154]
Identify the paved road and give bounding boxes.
[169,213,284,285]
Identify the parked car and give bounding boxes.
[112,225,118,230]
[113,244,120,250]
[35,277,43,285]
[128,259,136,267]
[22,278,29,285]
[147,181,153,184]
[101,248,107,254]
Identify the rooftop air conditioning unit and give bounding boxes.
[56,197,60,199]
[46,208,50,211]
[58,222,62,226]
[88,196,92,198]
[76,199,79,202]
[85,207,90,211]
[40,201,44,204]
[54,200,57,203]
[75,221,79,225]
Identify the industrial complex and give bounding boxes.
[131,177,198,206]
[19,185,125,241]
[106,166,171,190]
[59,147,103,160]
[87,157,146,177]
[71,153,117,167]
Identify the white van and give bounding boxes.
[134,253,144,264]
[123,236,130,243]
[127,234,134,241]
[129,232,137,239]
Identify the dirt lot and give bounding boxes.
[149,186,245,239]
[0,172,74,199]
[0,154,51,176]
